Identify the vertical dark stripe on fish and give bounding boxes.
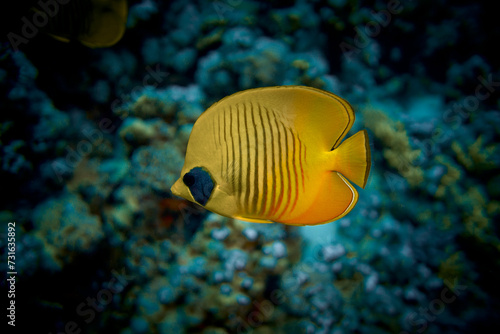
[222,109,228,180]
[243,103,251,214]
[303,140,307,167]
[229,107,233,186]
[257,105,268,217]
[289,129,300,214]
[264,107,276,217]
[250,102,259,214]
[298,135,305,190]
[272,111,285,217]
[224,110,228,182]
[236,105,243,209]
[278,122,292,220]
[218,112,223,177]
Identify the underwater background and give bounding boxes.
[1,0,499,333]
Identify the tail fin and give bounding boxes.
[328,130,371,188]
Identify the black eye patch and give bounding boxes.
[182,167,214,206]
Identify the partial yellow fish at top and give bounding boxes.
[171,86,371,226]
[36,0,128,48]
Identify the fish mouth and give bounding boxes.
[170,178,189,200]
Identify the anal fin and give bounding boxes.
[234,216,274,224]
[283,172,358,225]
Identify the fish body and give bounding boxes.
[171,86,371,226]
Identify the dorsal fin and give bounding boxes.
[284,86,355,151]
[210,86,355,152]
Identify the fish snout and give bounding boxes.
[170,178,186,199]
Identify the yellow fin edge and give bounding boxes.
[235,216,274,224]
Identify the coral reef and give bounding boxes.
[1,0,499,333]
[362,108,424,187]
[31,192,105,271]
[122,215,301,333]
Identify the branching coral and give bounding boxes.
[362,108,424,186]
[452,136,499,172]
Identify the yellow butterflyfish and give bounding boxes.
[171,86,371,226]
[37,0,128,48]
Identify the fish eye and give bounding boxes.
[182,167,214,206]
